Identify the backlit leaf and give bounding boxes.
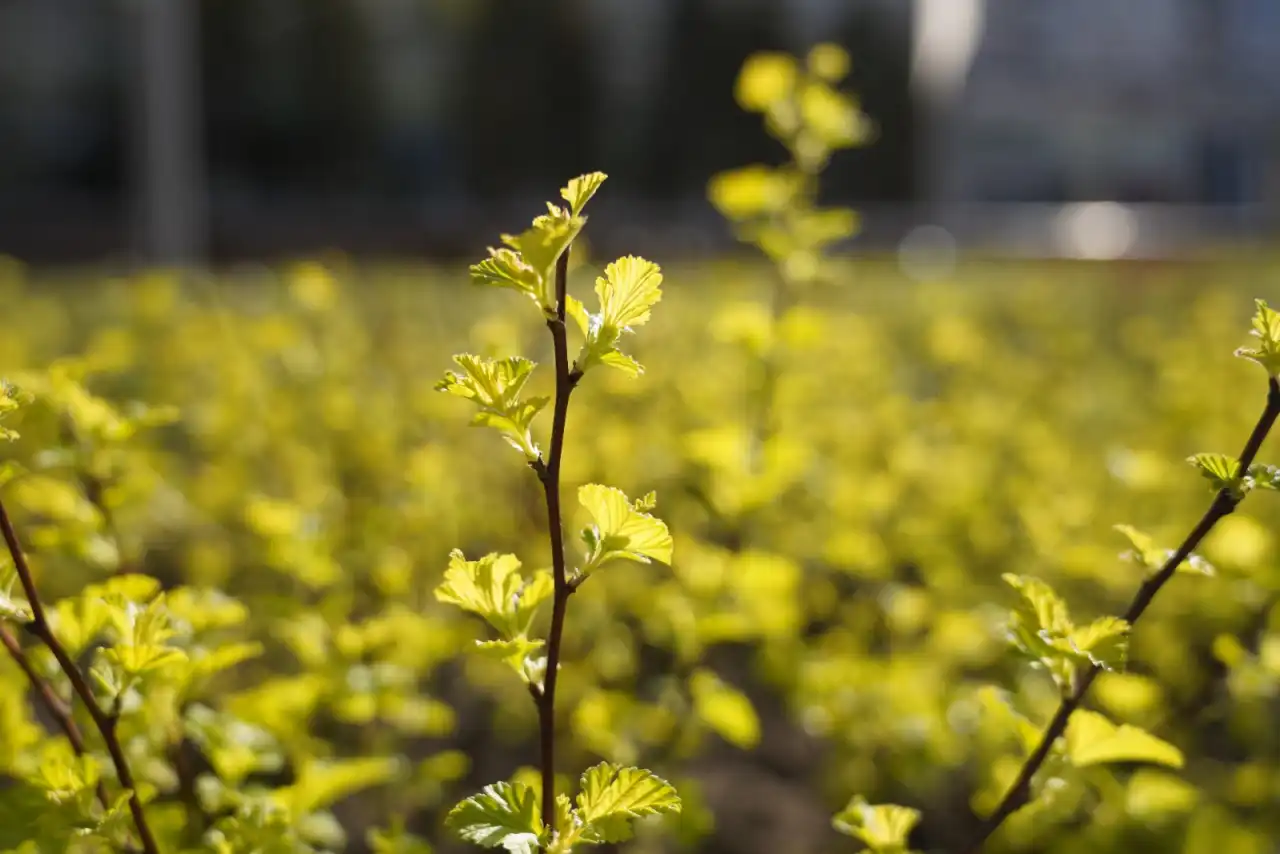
[446,781,543,853]
[579,484,673,571]
[832,796,921,853]
[577,763,681,844]
[1066,710,1183,769]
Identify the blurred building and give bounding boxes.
[0,0,1276,262]
[946,0,1280,207]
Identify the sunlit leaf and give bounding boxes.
[1187,453,1243,495]
[561,172,608,217]
[446,781,543,853]
[577,763,681,844]
[573,257,664,378]
[832,796,921,853]
[436,355,548,459]
[435,550,549,640]
[579,484,673,571]
[689,668,760,749]
[1066,710,1184,769]
[1234,298,1280,376]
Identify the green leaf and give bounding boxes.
[478,199,587,312]
[1065,616,1130,671]
[436,354,548,459]
[1245,462,1280,492]
[1114,524,1215,577]
[0,559,32,622]
[689,668,761,749]
[446,781,543,853]
[578,484,673,572]
[476,637,546,685]
[1066,710,1184,769]
[101,594,187,676]
[832,796,921,853]
[1234,298,1280,376]
[573,257,665,377]
[1002,573,1074,677]
[561,172,608,217]
[276,756,405,815]
[1003,574,1124,690]
[471,248,542,303]
[435,550,550,640]
[1187,453,1244,496]
[576,763,681,844]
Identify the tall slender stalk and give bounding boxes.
[529,248,583,836]
[0,497,160,854]
[963,377,1280,853]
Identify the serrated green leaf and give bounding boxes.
[1245,462,1280,492]
[1234,298,1280,376]
[476,637,546,685]
[832,796,921,853]
[1002,573,1073,672]
[573,257,664,377]
[1114,524,1215,577]
[561,172,607,217]
[102,594,187,675]
[1003,574,1073,637]
[1066,710,1184,769]
[1112,524,1163,569]
[436,355,548,459]
[689,668,760,749]
[1064,616,1130,671]
[446,781,543,853]
[471,248,542,302]
[1187,453,1243,495]
[435,550,550,640]
[576,763,680,844]
[578,484,673,572]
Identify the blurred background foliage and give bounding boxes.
[3,248,1280,853]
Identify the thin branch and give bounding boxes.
[0,623,113,811]
[534,247,579,837]
[0,497,161,854]
[963,377,1280,853]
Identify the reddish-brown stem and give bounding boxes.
[0,497,161,854]
[0,623,113,810]
[964,376,1280,853]
[531,246,580,839]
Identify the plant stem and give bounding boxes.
[0,623,113,811]
[531,247,582,838]
[963,377,1280,854]
[0,497,161,854]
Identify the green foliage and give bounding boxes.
[1003,574,1130,693]
[436,356,549,460]
[1234,298,1280,376]
[832,797,921,854]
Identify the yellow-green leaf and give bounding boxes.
[832,796,921,853]
[578,484,673,571]
[561,172,607,217]
[1235,298,1280,376]
[446,781,543,853]
[1066,710,1184,769]
[576,763,680,844]
[689,668,760,750]
[436,355,547,459]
